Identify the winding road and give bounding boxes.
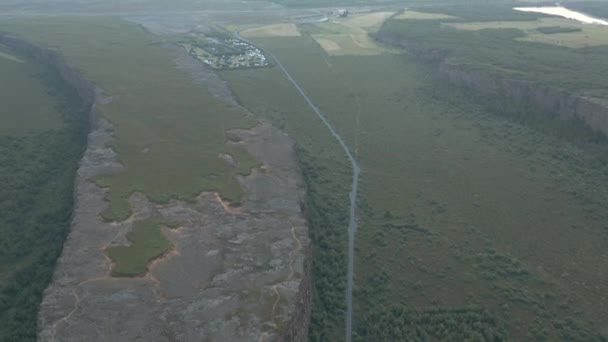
[267,51,360,342]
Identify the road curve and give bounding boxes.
[235,32,360,341]
[266,54,359,342]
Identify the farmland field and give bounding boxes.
[241,23,301,38]
[302,11,398,56]
[222,15,608,340]
[445,17,608,48]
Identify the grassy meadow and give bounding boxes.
[106,220,171,276]
[0,44,89,341]
[222,13,608,340]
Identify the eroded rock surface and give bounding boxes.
[36,44,311,342]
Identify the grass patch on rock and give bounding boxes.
[106,219,171,277]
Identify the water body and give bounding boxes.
[514,6,608,25]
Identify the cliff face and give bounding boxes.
[0,33,95,106]
[281,244,312,342]
[438,63,608,137]
[375,34,608,138]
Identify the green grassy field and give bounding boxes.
[0,17,258,222]
[223,22,608,340]
[0,44,89,341]
[106,220,171,276]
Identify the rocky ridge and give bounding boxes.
[375,34,608,138]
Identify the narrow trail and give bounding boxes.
[264,49,360,342]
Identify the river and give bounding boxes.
[514,6,608,25]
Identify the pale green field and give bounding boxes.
[334,11,395,33]
[0,17,258,222]
[312,33,394,55]
[445,17,608,48]
[0,47,62,135]
[240,23,301,38]
[304,12,398,56]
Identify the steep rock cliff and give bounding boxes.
[375,33,608,138]
[438,62,608,137]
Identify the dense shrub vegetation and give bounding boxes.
[297,148,350,342]
[224,12,608,339]
[0,53,89,341]
[355,306,507,341]
[536,26,582,34]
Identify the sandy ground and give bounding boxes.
[37,49,310,342]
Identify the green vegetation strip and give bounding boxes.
[537,26,582,34]
[106,220,170,277]
[0,46,89,342]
